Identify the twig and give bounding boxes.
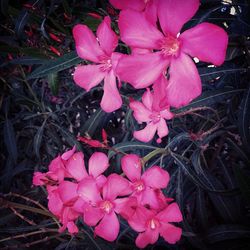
[9,207,36,226]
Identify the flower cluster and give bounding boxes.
[33,148,182,248]
[73,0,228,143]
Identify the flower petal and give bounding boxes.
[61,146,76,160]
[142,88,153,110]
[130,100,151,124]
[136,228,159,248]
[72,197,86,213]
[73,24,104,62]
[121,154,142,182]
[77,177,102,204]
[142,166,170,189]
[119,9,163,49]
[133,123,158,143]
[96,16,118,56]
[33,172,46,186]
[67,221,79,234]
[140,187,160,210]
[157,0,200,36]
[83,204,104,226]
[159,223,182,244]
[144,0,157,25]
[157,118,169,139]
[100,71,122,112]
[166,53,202,108]
[180,22,228,66]
[95,212,119,241]
[109,0,145,11]
[117,52,168,88]
[48,190,63,216]
[102,174,130,200]
[114,197,137,219]
[88,152,109,178]
[156,203,183,223]
[65,152,88,182]
[58,181,78,205]
[73,64,106,92]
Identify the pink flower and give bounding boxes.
[128,204,183,248]
[77,174,131,241]
[121,154,170,209]
[117,0,228,107]
[73,16,122,112]
[130,81,173,143]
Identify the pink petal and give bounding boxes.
[73,24,104,63]
[102,174,130,200]
[156,203,183,223]
[67,221,79,234]
[144,0,157,25]
[109,0,145,11]
[152,75,169,111]
[96,16,118,56]
[48,156,64,172]
[77,177,102,204]
[156,118,169,139]
[94,212,119,241]
[88,152,109,178]
[61,146,76,160]
[180,22,228,66]
[130,100,152,124]
[65,152,88,182]
[114,197,137,219]
[160,109,174,120]
[83,204,104,226]
[73,64,106,92]
[140,187,160,210]
[119,9,163,49]
[32,172,46,186]
[133,123,158,143]
[166,53,202,108]
[48,190,63,217]
[131,47,152,55]
[116,52,168,88]
[128,206,153,232]
[142,88,153,110]
[135,228,159,248]
[72,197,86,213]
[142,166,170,189]
[96,175,107,189]
[121,154,142,182]
[159,223,182,244]
[58,181,78,205]
[157,0,200,36]
[100,71,122,112]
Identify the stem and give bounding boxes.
[142,148,167,163]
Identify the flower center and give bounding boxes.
[99,55,112,72]
[159,35,180,58]
[133,180,145,192]
[149,112,161,124]
[147,218,160,230]
[100,200,113,214]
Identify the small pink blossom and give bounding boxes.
[128,204,183,248]
[73,16,122,112]
[117,0,228,107]
[121,154,170,209]
[130,81,173,143]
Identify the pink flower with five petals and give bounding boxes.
[121,154,170,209]
[73,16,122,112]
[117,0,228,108]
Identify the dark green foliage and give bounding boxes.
[0,0,250,249]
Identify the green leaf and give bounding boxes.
[48,72,59,96]
[80,108,108,137]
[108,142,159,159]
[28,51,82,79]
[4,119,18,164]
[173,88,245,113]
[238,86,250,151]
[34,120,47,159]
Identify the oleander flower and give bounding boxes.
[128,203,183,248]
[117,0,228,107]
[73,16,122,112]
[121,154,170,209]
[130,78,173,143]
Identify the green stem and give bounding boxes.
[142,148,167,163]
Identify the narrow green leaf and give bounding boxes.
[3,119,18,164]
[48,72,59,96]
[28,51,82,79]
[15,10,29,38]
[108,142,159,159]
[34,120,47,159]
